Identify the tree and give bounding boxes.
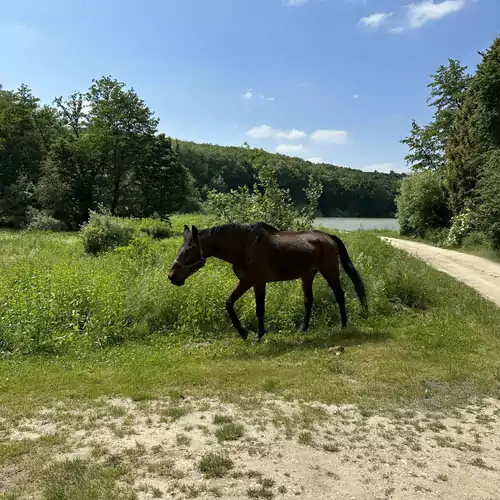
[85,76,159,215]
[401,59,470,172]
[137,134,194,217]
[446,37,500,215]
[0,84,58,226]
[396,170,451,238]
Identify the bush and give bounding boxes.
[80,211,136,255]
[477,150,500,249]
[461,231,491,250]
[26,208,65,232]
[205,148,322,231]
[138,217,171,239]
[444,206,475,248]
[396,170,451,238]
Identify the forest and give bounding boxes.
[397,35,500,251]
[0,77,403,231]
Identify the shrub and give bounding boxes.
[205,147,322,231]
[461,231,491,250]
[80,211,136,255]
[444,206,475,248]
[138,217,171,239]
[396,170,451,238]
[477,150,500,249]
[26,208,65,232]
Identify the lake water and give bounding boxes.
[314,217,400,232]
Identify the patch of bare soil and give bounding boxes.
[2,396,500,499]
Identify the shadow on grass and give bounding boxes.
[218,328,391,360]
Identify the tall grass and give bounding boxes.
[1,218,498,358]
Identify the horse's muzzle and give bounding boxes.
[168,274,185,287]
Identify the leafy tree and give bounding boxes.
[0,84,58,226]
[85,76,159,215]
[401,59,470,172]
[137,134,194,217]
[396,170,451,238]
[446,37,500,216]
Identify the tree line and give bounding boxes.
[1,76,404,231]
[398,35,500,250]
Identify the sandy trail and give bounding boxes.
[381,237,500,307]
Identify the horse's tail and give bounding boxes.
[329,234,368,312]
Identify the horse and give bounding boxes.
[168,222,368,341]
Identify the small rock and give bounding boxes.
[328,345,345,356]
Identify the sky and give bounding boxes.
[1,0,499,173]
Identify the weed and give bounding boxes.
[198,453,234,478]
[322,442,341,453]
[176,433,191,446]
[247,487,274,499]
[298,431,313,446]
[215,423,245,442]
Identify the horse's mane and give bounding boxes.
[201,222,280,238]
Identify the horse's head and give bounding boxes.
[168,225,205,286]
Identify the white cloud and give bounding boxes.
[405,0,466,29]
[360,12,393,28]
[361,162,405,172]
[247,125,275,138]
[247,124,307,140]
[352,94,360,99]
[360,1,467,34]
[279,129,307,140]
[311,129,348,144]
[307,157,323,164]
[243,89,253,100]
[259,94,275,101]
[276,144,306,155]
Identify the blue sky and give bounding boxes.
[1,0,499,172]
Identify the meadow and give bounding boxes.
[1,214,500,415]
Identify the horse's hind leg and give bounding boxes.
[320,269,348,329]
[301,270,317,332]
[226,280,252,339]
[254,283,267,341]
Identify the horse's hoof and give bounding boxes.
[253,336,262,344]
[238,329,249,340]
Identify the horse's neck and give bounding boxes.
[200,228,247,265]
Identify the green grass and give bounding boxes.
[1,214,500,422]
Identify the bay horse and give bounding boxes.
[168,222,367,341]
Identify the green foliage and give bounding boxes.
[476,149,500,249]
[205,148,322,230]
[80,211,137,255]
[26,208,66,232]
[137,217,171,239]
[444,206,475,248]
[396,170,451,238]
[401,59,470,172]
[1,78,402,229]
[176,140,403,218]
[401,39,500,249]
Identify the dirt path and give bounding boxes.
[381,237,500,307]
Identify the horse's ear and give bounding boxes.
[191,225,199,240]
[183,225,190,239]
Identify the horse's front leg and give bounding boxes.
[226,280,252,339]
[254,283,267,341]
